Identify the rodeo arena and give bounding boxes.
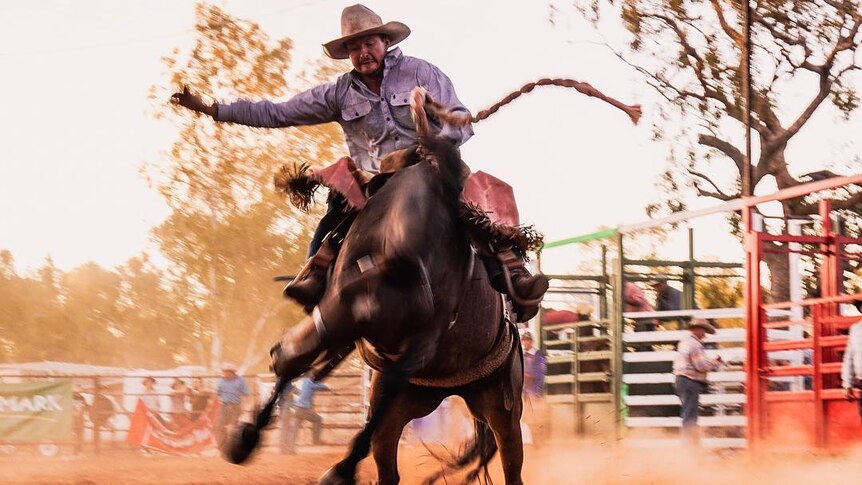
[4,3,862,485]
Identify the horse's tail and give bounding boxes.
[422,418,498,485]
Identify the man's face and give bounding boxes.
[223,370,235,379]
[521,337,533,351]
[692,327,706,339]
[346,34,389,76]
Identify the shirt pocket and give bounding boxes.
[389,90,414,127]
[341,92,372,121]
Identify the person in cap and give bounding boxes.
[170,4,548,322]
[841,300,862,421]
[214,363,249,448]
[672,318,722,445]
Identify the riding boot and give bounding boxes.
[283,236,339,312]
[490,247,549,322]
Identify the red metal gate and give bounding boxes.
[744,194,862,449]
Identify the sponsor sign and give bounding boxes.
[0,380,73,441]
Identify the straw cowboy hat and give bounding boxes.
[323,4,411,60]
[221,362,238,372]
[688,318,717,334]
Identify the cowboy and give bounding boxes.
[672,318,722,445]
[170,4,548,321]
[841,300,862,421]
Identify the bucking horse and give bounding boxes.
[226,80,642,485]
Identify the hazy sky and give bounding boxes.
[1,0,859,274]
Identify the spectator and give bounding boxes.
[278,381,296,455]
[624,281,655,333]
[521,332,547,445]
[651,280,683,312]
[140,377,160,413]
[521,332,547,398]
[188,377,213,421]
[285,376,329,454]
[842,300,862,422]
[169,379,189,424]
[88,383,118,439]
[673,319,722,445]
[214,363,249,448]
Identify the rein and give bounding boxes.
[415,77,642,127]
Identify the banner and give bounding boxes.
[0,380,73,441]
[125,399,219,454]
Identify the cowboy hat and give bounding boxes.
[323,4,410,60]
[688,318,717,334]
[221,362,238,372]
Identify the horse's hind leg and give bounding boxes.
[462,359,525,485]
[370,377,445,485]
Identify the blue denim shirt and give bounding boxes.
[216,376,249,405]
[215,48,473,173]
[293,377,328,410]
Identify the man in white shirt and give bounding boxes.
[673,319,722,444]
[841,300,862,421]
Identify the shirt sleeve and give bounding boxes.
[214,82,340,128]
[417,61,474,146]
[240,379,250,396]
[690,344,720,373]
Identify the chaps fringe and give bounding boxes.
[274,163,319,212]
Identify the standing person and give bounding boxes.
[278,381,297,455]
[169,3,548,322]
[140,377,161,413]
[285,376,329,454]
[169,379,189,425]
[188,377,213,422]
[624,281,655,332]
[214,364,249,448]
[651,280,682,312]
[673,319,722,445]
[841,300,862,422]
[520,332,547,445]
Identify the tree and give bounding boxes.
[558,0,862,299]
[147,3,345,371]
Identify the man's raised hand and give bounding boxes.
[170,85,217,117]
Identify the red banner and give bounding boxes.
[125,399,219,454]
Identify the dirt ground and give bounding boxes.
[1,441,862,485]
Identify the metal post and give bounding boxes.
[572,323,581,435]
[612,232,625,439]
[685,227,696,310]
[744,206,764,448]
[742,0,753,197]
[811,304,825,447]
[600,245,609,321]
[92,376,101,454]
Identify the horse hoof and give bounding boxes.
[224,422,260,464]
[317,467,355,485]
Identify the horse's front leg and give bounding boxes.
[319,337,439,485]
[271,308,344,377]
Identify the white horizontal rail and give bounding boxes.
[626,416,746,428]
[623,307,792,320]
[622,328,792,344]
[625,394,745,406]
[624,438,747,449]
[622,348,799,363]
[623,371,746,384]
